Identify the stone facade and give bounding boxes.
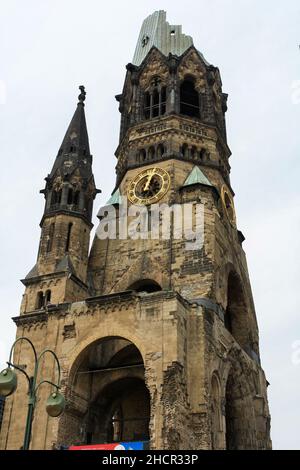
[0,11,271,450]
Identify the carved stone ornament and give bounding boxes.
[178,50,206,93]
[139,50,169,91]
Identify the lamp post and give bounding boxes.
[0,337,65,450]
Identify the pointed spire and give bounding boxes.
[50,85,91,178]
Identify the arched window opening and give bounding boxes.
[180,79,200,118]
[70,146,76,153]
[152,89,159,118]
[128,279,162,293]
[225,272,250,350]
[211,374,223,450]
[57,190,62,204]
[161,87,166,115]
[157,144,165,159]
[191,146,197,159]
[199,148,206,160]
[45,290,51,305]
[144,80,167,120]
[66,223,73,252]
[181,143,189,158]
[36,291,44,309]
[139,149,146,163]
[51,190,62,206]
[67,188,73,205]
[46,223,55,253]
[144,92,151,119]
[51,191,57,206]
[148,146,155,160]
[73,191,80,206]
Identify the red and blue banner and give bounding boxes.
[69,441,147,450]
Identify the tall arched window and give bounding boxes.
[211,374,223,450]
[45,290,51,305]
[67,188,74,205]
[46,223,55,253]
[191,146,197,159]
[180,79,200,117]
[148,146,155,160]
[139,149,146,163]
[65,222,73,252]
[144,78,167,120]
[36,291,44,309]
[181,143,189,158]
[157,143,165,159]
[51,190,62,206]
[73,191,80,206]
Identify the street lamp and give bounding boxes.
[0,337,65,450]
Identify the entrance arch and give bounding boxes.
[58,337,150,447]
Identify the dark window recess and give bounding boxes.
[157,143,165,158]
[67,189,80,207]
[51,190,62,206]
[148,146,155,160]
[46,223,55,253]
[66,223,73,252]
[180,80,200,118]
[200,148,206,160]
[128,279,162,293]
[36,291,44,309]
[181,143,189,158]
[67,189,73,205]
[139,149,146,162]
[45,290,51,305]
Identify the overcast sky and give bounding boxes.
[0,0,299,450]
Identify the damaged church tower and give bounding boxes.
[0,11,271,450]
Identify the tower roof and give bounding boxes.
[50,86,92,179]
[183,166,213,188]
[132,11,209,66]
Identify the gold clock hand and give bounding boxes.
[143,169,156,191]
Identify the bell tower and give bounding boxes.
[1,11,271,451]
[21,86,100,313]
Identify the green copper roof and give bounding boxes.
[106,188,122,205]
[132,11,194,66]
[183,166,213,188]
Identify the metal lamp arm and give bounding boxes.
[34,379,60,395]
[6,361,31,387]
[36,349,62,388]
[8,336,38,367]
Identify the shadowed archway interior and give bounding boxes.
[57,337,150,446]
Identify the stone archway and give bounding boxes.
[57,337,150,447]
[224,364,257,450]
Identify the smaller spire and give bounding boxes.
[78,85,86,106]
[183,166,213,188]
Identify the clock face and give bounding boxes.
[221,185,236,225]
[127,167,170,205]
